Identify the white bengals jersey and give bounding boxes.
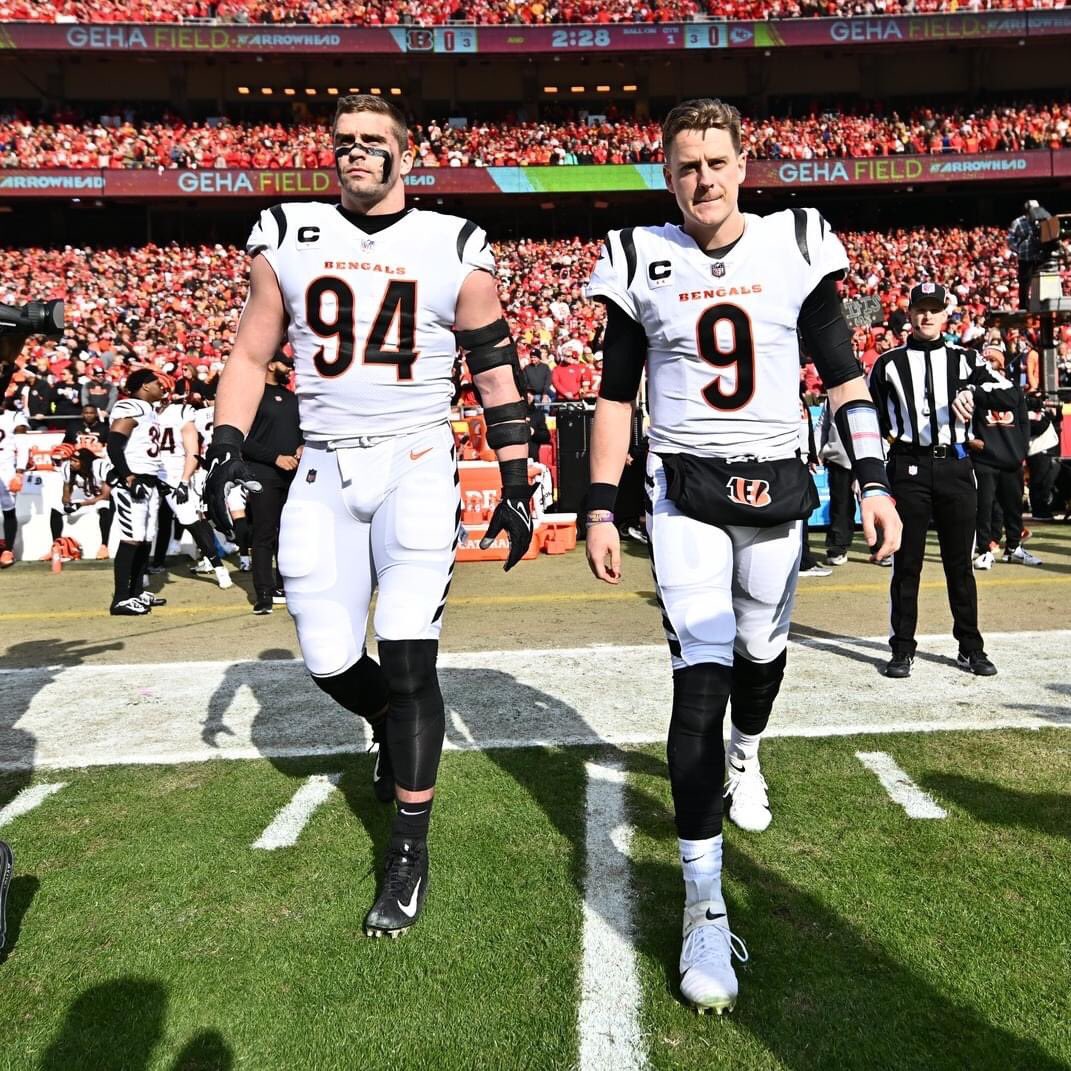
[63,457,112,499]
[0,409,29,468]
[109,398,165,477]
[586,208,849,459]
[247,202,495,440]
[156,402,198,482]
[193,407,214,456]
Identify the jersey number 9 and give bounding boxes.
[306,277,419,380]
[695,304,755,412]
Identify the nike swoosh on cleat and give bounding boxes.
[398,878,422,918]
[705,909,726,921]
[409,448,433,461]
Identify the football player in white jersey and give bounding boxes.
[105,368,170,616]
[0,398,29,568]
[208,95,534,938]
[154,395,233,589]
[52,447,114,556]
[585,99,901,1013]
[192,402,252,570]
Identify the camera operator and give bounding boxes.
[1007,200,1053,311]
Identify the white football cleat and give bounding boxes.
[725,757,772,832]
[190,557,214,575]
[238,555,252,572]
[974,551,994,570]
[679,899,748,1015]
[214,565,233,590]
[1003,546,1041,566]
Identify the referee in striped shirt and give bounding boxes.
[869,282,1018,679]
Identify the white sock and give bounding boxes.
[728,726,762,765]
[679,835,723,906]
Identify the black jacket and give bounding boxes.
[972,389,1029,472]
[242,384,303,483]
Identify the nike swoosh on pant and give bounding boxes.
[682,855,706,864]
[410,448,433,461]
[398,878,422,918]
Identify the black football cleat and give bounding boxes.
[958,650,997,676]
[110,597,149,616]
[370,720,395,804]
[884,654,913,679]
[364,840,429,939]
[0,839,13,952]
[252,595,273,615]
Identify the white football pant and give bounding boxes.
[646,451,801,671]
[279,422,460,677]
[113,484,160,544]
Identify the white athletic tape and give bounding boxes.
[579,761,645,1071]
[252,773,340,850]
[855,752,947,819]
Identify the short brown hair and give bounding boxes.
[662,98,743,158]
[332,94,409,153]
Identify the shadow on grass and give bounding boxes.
[0,873,38,963]
[172,1029,233,1071]
[921,772,1071,840]
[788,623,961,672]
[633,843,1069,1070]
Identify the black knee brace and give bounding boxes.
[667,662,733,840]
[378,639,445,794]
[312,653,390,723]
[730,649,787,737]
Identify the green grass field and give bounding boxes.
[2,729,1069,1071]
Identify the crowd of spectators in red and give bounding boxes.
[0,0,1062,25]
[4,226,1070,408]
[3,101,1069,171]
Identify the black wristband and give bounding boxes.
[212,424,245,450]
[498,456,529,494]
[853,457,890,492]
[587,482,618,512]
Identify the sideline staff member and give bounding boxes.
[869,282,1018,678]
[242,351,302,615]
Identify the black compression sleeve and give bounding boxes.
[797,273,861,390]
[597,299,647,402]
[106,430,131,481]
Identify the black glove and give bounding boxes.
[480,458,536,572]
[128,474,158,502]
[63,502,78,515]
[205,425,261,539]
[175,481,190,505]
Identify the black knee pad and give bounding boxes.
[312,653,390,723]
[730,649,787,736]
[667,662,732,841]
[378,639,445,793]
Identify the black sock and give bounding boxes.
[233,516,251,556]
[4,508,18,548]
[50,509,63,542]
[99,507,113,545]
[190,520,222,567]
[391,797,433,849]
[130,542,151,597]
[113,542,137,603]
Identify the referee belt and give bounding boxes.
[889,443,961,460]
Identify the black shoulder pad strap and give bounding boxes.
[620,227,638,287]
[457,219,479,262]
[270,204,288,247]
[455,318,510,351]
[791,208,810,265]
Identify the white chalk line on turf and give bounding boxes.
[252,773,341,850]
[855,752,947,819]
[0,782,68,828]
[0,630,1068,772]
[580,761,645,1071]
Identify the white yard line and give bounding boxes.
[0,782,68,828]
[579,761,645,1071]
[251,774,341,851]
[0,631,1067,771]
[855,752,947,819]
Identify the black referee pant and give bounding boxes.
[888,449,984,658]
[248,476,289,599]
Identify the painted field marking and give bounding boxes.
[252,774,341,851]
[580,761,645,1071]
[0,783,68,829]
[855,752,947,819]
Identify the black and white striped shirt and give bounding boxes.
[869,338,1017,448]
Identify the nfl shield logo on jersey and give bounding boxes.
[726,477,771,508]
[361,238,376,253]
[711,261,726,278]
